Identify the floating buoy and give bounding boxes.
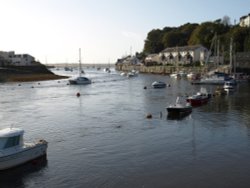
[76,92,81,97]
[146,113,152,119]
[144,86,147,89]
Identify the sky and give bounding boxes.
[0,0,250,64]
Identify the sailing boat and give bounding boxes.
[69,48,91,85]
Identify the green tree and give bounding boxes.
[143,29,164,54]
[229,26,250,52]
[162,31,185,48]
[188,22,230,48]
[244,35,250,52]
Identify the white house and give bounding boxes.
[116,56,141,65]
[0,51,35,66]
[240,13,250,27]
[144,53,160,63]
[159,45,208,65]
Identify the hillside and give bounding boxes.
[0,64,68,82]
[143,19,250,60]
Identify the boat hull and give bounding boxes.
[187,97,209,106]
[69,78,91,85]
[167,107,192,114]
[152,81,166,88]
[152,85,166,89]
[0,141,47,170]
[167,106,192,119]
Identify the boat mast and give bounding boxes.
[229,38,233,75]
[79,48,82,77]
[217,39,220,68]
[204,33,216,74]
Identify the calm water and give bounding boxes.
[1,68,250,188]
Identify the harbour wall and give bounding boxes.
[115,64,231,75]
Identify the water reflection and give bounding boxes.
[167,112,192,120]
[0,155,47,187]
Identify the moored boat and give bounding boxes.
[127,70,139,78]
[103,68,111,73]
[0,127,48,170]
[223,80,236,91]
[69,48,91,85]
[69,76,91,85]
[186,88,211,106]
[214,86,227,96]
[152,81,166,88]
[192,73,233,85]
[170,72,180,79]
[166,97,192,118]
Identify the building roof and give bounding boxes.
[146,53,158,58]
[161,45,206,53]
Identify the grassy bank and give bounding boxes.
[5,74,69,82]
[0,65,69,82]
[0,73,69,82]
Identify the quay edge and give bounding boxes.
[115,64,232,75]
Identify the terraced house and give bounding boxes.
[159,45,209,65]
[0,51,35,66]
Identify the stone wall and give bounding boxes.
[116,64,211,75]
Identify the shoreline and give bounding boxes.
[115,64,231,75]
[0,73,69,82]
[0,65,69,82]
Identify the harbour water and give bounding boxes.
[1,68,250,188]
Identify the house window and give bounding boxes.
[4,136,20,148]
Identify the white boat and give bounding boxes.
[187,72,195,79]
[127,70,138,78]
[103,68,111,73]
[187,72,200,80]
[120,72,126,76]
[152,81,166,88]
[0,127,48,170]
[223,80,236,91]
[199,75,226,85]
[69,48,92,85]
[170,72,180,79]
[178,71,187,77]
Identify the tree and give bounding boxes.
[188,22,216,48]
[229,26,250,52]
[221,15,231,26]
[188,21,230,48]
[143,29,164,54]
[244,35,250,52]
[162,31,185,48]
